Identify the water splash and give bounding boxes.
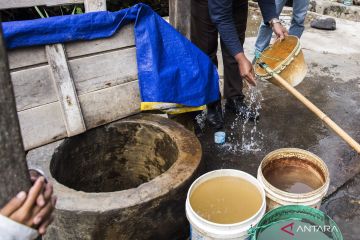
[195,110,207,130]
[242,87,264,152]
[222,87,264,153]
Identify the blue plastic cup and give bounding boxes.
[214,131,226,144]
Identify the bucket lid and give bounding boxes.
[249,205,343,240]
[254,35,300,79]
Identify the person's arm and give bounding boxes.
[208,0,243,56]
[208,0,256,86]
[257,0,277,24]
[0,214,38,240]
[258,0,288,40]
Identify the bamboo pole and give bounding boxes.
[259,62,360,154]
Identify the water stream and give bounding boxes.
[195,84,265,153]
[222,86,264,153]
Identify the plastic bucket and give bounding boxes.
[257,148,330,211]
[186,169,266,239]
[250,205,343,240]
[254,35,308,87]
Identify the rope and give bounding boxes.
[259,53,284,62]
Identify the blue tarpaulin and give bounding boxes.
[3,3,219,112]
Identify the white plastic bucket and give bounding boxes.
[186,169,266,240]
[257,148,330,211]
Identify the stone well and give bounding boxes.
[26,114,202,240]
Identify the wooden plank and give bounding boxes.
[65,24,135,58]
[169,0,191,39]
[11,65,57,111]
[46,44,86,136]
[18,102,67,150]
[84,0,106,12]
[0,0,84,9]
[8,24,135,70]
[70,47,137,95]
[11,47,137,112]
[8,0,141,150]
[9,46,47,70]
[80,80,140,128]
[19,81,140,150]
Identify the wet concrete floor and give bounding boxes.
[196,8,360,240]
[197,70,360,240]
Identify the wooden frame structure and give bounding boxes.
[3,0,190,150]
[0,0,191,206]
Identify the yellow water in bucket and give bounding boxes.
[186,169,266,239]
[254,35,307,87]
[190,176,263,224]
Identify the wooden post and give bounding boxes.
[84,0,106,12]
[46,44,86,137]
[0,23,31,207]
[169,0,191,39]
[45,0,107,137]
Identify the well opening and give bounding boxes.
[50,122,179,193]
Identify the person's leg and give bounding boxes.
[289,0,309,38]
[221,0,248,100]
[254,0,288,53]
[254,23,274,53]
[221,1,257,121]
[191,0,219,66]
[191,0,224,129]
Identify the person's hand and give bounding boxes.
[29,169,51,214]
[235,52,256,86]
[32,182,56,235]
[272,22,288,41]
[0,177,45,226]
[29,170,57,235]
[0,177,56,235]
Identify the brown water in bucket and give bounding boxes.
[190,176,262,224]
[255,37,298,75]
[254,36,307,87]
[262,157,324,194]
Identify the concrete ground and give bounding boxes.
[198,10,360,240]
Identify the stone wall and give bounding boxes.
[251,0,359,22]
[309,0,360,22]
